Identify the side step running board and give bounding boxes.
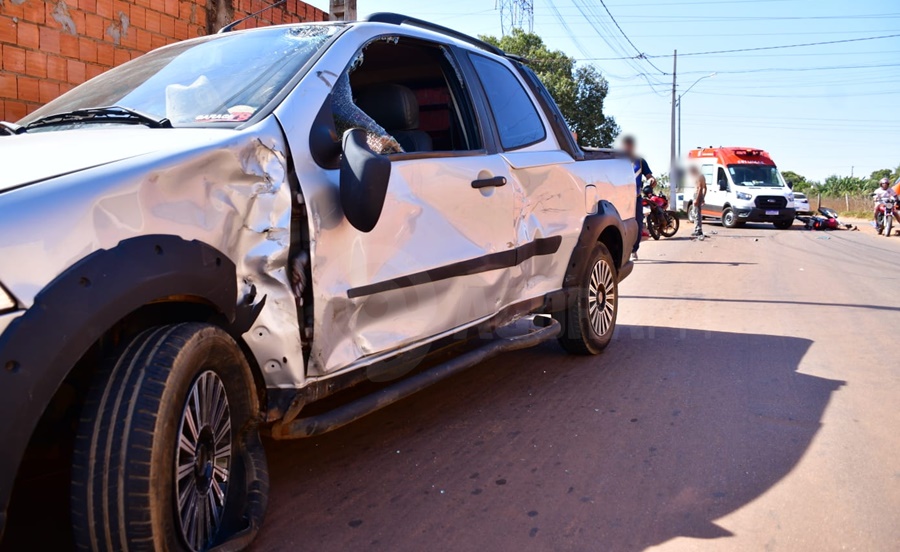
[270,317,561,439]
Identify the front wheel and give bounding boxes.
[773,219,793,230]
[661,210,680,237]
[647,214,661,240]
[555,242,618,355]
[72,323,269,552]
[722,208,739,228]
[885,215,893,237]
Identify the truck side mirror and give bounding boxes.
[340,128,391,233]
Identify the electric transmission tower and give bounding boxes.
[497,0,533,35]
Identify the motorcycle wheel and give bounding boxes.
[876,212,884,234]
[885,215,893,237]
[647,215,661,240]
[661,211,680,237]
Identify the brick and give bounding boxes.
[0,16,16,44]
[39,80,59,103]
[97,0,114,18]
[25,103,41,115]
[47,55,67,81]
[24,50,47,78]
[39,26,61,55]
[78,0,98,13]
[135,0,152,9]
[96,42,114,66]
[58,83,74,95]
[85,14,104,39]
[67,59,86,83]
[173,18,188,40]
[17,21,40,49]
[5,100,28,121]
[130,5,146,28]
[0,74,16,99]
[60,33,80,58]
[145,9,160,33]
[135,28,151,51]
[17,76,40,102]
[150,33,165,49]
[179,1,192,21]
[0,1,25,19]
[3,45,26,73]
[78,38,97,63]
[86,64,104,79]
[22,0,45,24]
[163,0,178,16]
[160,14,174,37]
[113,47,130,66]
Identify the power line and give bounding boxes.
[595,0,668,74]
[575,33,900,60]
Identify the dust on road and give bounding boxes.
[253,223,900,552]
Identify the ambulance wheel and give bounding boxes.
[722,208,739,228]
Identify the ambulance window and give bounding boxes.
[701,165,714,188]
[717,167,729,188]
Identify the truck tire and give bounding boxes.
[555,242,618,355]
[773,219,793,230]
[71,323,268,552]
[722,208,739,228]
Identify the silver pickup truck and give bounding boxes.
[0,14,637,551]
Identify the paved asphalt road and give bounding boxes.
[252,223,900,552]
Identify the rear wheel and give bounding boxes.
[722,208,739,228]
[71,323,268,552]
[555,242,618,355]
[661,210,680,237]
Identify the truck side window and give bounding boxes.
[468,53,546,151]
[332,37,483,155]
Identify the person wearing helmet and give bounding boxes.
[873,177,898,226]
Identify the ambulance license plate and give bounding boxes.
[766,210,779,216]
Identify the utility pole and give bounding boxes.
[669,50,678,211]
[329,0,357,21]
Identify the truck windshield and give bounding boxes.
[18,25,339,128]
[728,165,786,187]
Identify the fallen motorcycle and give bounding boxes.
[642,186,679,239]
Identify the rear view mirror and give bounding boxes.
[340,129,391,233]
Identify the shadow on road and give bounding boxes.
[254,326,843,552]
[624,294,900,314]
[638,260,756,266]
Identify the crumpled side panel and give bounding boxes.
[0,120,306,388]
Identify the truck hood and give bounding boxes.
[0,127,235,192]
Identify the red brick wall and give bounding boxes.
[0,0,328,122]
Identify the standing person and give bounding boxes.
[621,136,656,261]
[689,165,707,239]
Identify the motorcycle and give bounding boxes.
[642,186,679,240]
[875,197,897,237]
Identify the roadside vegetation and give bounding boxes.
[784,166,900,216]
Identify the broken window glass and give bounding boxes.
[332,55,404,155]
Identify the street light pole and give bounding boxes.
[669,50,677,211]
[675,72,716,200]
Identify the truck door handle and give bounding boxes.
[471,176,507,189]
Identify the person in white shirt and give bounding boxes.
[873,177,898,225]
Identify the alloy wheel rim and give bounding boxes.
[587,259,616,337]
[175,370,232,551]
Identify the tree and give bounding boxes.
[781,170,807,190]
[481,29,620,148]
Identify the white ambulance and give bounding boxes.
[684,147,796,229]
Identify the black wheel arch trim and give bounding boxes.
[0,235,262,534]
[552,200,636,313]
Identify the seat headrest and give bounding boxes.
[356,84,420,131]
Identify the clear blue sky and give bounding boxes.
[307,0,899,182]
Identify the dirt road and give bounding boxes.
[253,224,900,552]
